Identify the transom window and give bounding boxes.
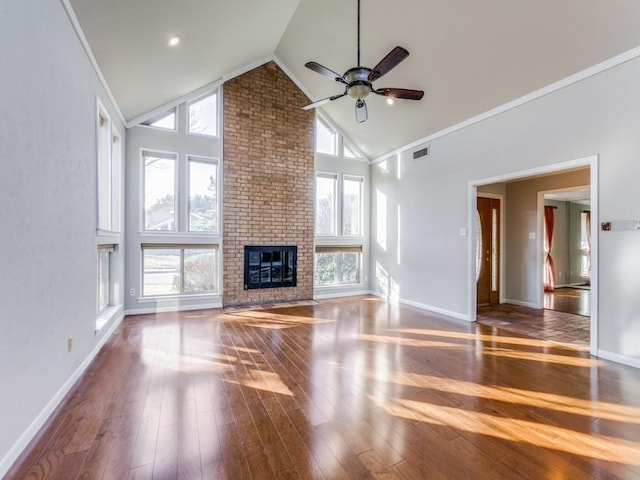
[188,92,218,136]
[143,109,176,130]
[315,118,337,155]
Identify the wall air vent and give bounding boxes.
[413,146,430,161]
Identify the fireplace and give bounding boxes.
[244,246,297,290]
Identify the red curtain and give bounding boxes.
[544,206,556,292]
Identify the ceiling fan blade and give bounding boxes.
[301,93,347,110]
[368,47,410,82]
[374,88,424,101]
[305,62,348,85]
[355,99,368,123]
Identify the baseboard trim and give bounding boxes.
[313,289,373,300]
[399,298,470,322]
[0,311,125,478]
[596,350,640,369]
[124,302,223,316]
[503,298,539,309]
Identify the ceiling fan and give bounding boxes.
[302,0,424,123]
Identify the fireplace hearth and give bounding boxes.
[244,246,297,290]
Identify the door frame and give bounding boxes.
[467,154,599,356]
[537,185,590,309]
[476,193,504,305]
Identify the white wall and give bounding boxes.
[0,0,125,475]
[370,53,640,365]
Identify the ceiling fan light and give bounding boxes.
[386,98,394,105]
[348,83,370,100]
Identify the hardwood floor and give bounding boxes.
[7,296,640,479]
[544,287,591,317]
[477,303,590,349]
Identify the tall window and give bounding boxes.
[316,118,337,155]
[188,92,217,136]
[316,173,338,235]
[97,104,112,231]
[111,131,122,231]
[143,151,177,231]
[142,246,218,296]
[343,175,363,236]
[188,157,218,233]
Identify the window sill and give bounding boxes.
[314,283,364,289]
[96,229,121,238]
[137,292,220,303]
[96,305,122,334]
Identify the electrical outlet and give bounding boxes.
[67,337,73,353]
[129,288,136,296]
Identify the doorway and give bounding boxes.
[542,187,591,317]
[476,196,501,305]
[468,155,598,354]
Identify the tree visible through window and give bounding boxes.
[343,175,363,236]
[189,158,218,232]
[143,247,217,296]
[188,93,217,136]
[143,152,176,231]
[315,248,361,286]
[316,173,337,235]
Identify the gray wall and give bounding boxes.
[370,52,640,364]
[505,171,589,304]
[0,0,125,474]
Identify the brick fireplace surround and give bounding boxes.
[222,62,315,307]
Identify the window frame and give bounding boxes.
[315,117,338,156]
[96,99,113,232]
[141,149,179,233]
[187,155,220,234]
[342,174,364,236]
[187,91,219,138]
[97,244,115,314]
[141,244,219,297]
[314,245,363,287]
[141,108,178,131]
[315,171,339,236]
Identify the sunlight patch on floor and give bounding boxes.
[382,397,640,464]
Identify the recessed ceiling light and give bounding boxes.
[168,35,182,47]
[386,98,394,105]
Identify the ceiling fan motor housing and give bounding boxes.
[345,67,372,100]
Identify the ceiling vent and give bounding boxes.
[412,146,430,161]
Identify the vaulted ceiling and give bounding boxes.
[69,0,640,159]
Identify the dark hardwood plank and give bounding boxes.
[7,296,640,480]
